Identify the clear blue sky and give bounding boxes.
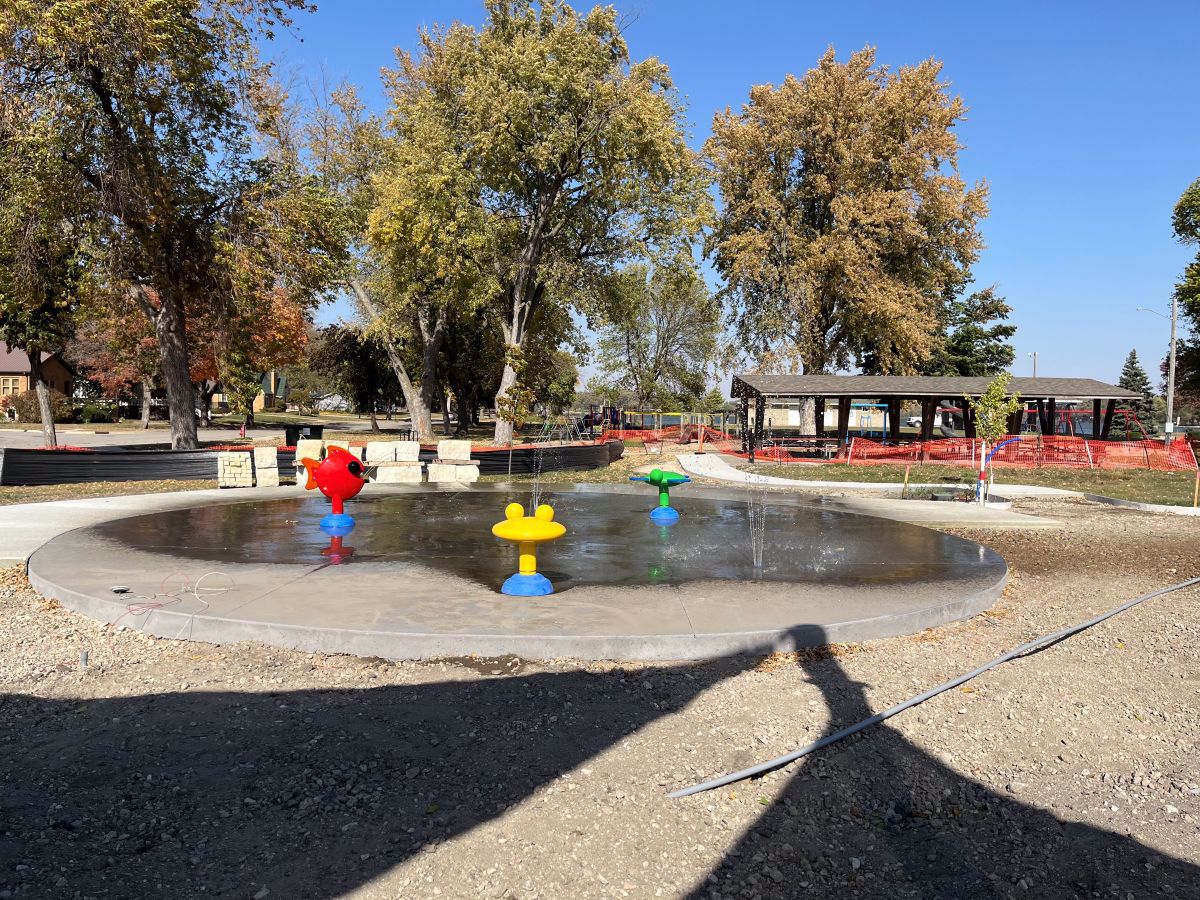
[280,0,1198,386]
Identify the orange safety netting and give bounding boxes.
[846,435,1198,471]
[605,426,1198,471]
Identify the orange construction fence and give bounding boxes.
[847,435,1197,471]
[607,425,1198,471]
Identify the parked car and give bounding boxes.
[905,415,922,427]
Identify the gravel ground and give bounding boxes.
[2,497,1199,899]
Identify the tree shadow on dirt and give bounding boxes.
[688,651,1199,899]
[1,624,1195,899]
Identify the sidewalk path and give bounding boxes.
[676,452,1080,498]
[675,453,1063,529]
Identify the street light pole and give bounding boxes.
[1136,303,1178,444]
[1027,351,1038,378]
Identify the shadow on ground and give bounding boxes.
[1,627,1195,898]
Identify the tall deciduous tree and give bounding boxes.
[1172,178,1200,398]
[1,0,323,448]
[594,263,723,410]
[707,47,990,376]
[308,325,401,432]
[0,101,92,447]
[381,1,711,445]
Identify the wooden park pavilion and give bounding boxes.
[730,374,1142,453]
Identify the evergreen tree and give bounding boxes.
[1117,349,1157,431]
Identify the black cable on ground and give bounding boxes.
[668,575,1200,799]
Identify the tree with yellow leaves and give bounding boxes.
[376,1,711,445]
[707,47,990,377]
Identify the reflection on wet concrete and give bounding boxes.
[93,490,997,591]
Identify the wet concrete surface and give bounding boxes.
[25,484,1008,660]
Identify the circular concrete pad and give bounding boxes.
[27,484,1006,660]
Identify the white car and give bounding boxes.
[905,416,922,427]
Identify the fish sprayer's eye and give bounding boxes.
[348,461,363,478]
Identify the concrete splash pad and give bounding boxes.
[27,484,1006,660]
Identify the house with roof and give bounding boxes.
[0,342,75,403]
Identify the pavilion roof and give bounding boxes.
[731,374,1140,401]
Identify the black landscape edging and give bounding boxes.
[0,440,624,486]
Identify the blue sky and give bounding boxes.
[280,0,1198,386]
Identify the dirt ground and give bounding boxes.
[1,497,1198,899]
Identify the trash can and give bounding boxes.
[284,423,325,446]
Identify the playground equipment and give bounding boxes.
[491,502,566,596]
[319,521,355,564]
[630,468,691,524]
[300,445,367,529]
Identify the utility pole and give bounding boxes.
[1027,351,1038,378]
[1137,302,1178,445]
[1167,293,1177,446]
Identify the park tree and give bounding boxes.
[594,263,723,411]
[707,47,989,377]
[1171,177,1200,399]
[308,325,401,432]
[0,0,339,448]
[1117,349,1157,429]
[68,308,160,427]
[296,82,454,442]
[0,102,93,447]
[917,287,1016,376]
[382,1,711,445]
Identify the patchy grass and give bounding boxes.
[747,462,1200,506]
[0,479,218,507]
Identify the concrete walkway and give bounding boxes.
[677,452,1080,498]
[675,453,1063,529]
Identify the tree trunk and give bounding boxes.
[441,388,453,436]
[140,377,153,429]
[142,287,198,450]
[26,351,58,449]
[369,407,380,432]
[348,279,437,442]
[493,360,520,446]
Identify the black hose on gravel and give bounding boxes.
[669,575,1200,799]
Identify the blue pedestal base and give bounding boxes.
[320,512,355,533]
[501,572,554,596]
[649,506,680,525]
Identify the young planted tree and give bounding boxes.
[707,47,990,376]
[1117,349,1158,432]
[1,0,322,448]
[382,1,711,445]
[594,263,723,410]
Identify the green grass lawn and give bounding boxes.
[748,462,1200,506]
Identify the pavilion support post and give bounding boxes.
[1100,399,1117,440]
[740,394,750,453]
[753,394,766,461]
[814,398,826,439]
[919,398,935,441]
[836,397,851,446]
[1035,398,1047,434]
[887,399,902,443]
[1047,397,1057,437]
[962,398,977,439]
[1092,399,1103,439]
[1007,409,1023,435]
